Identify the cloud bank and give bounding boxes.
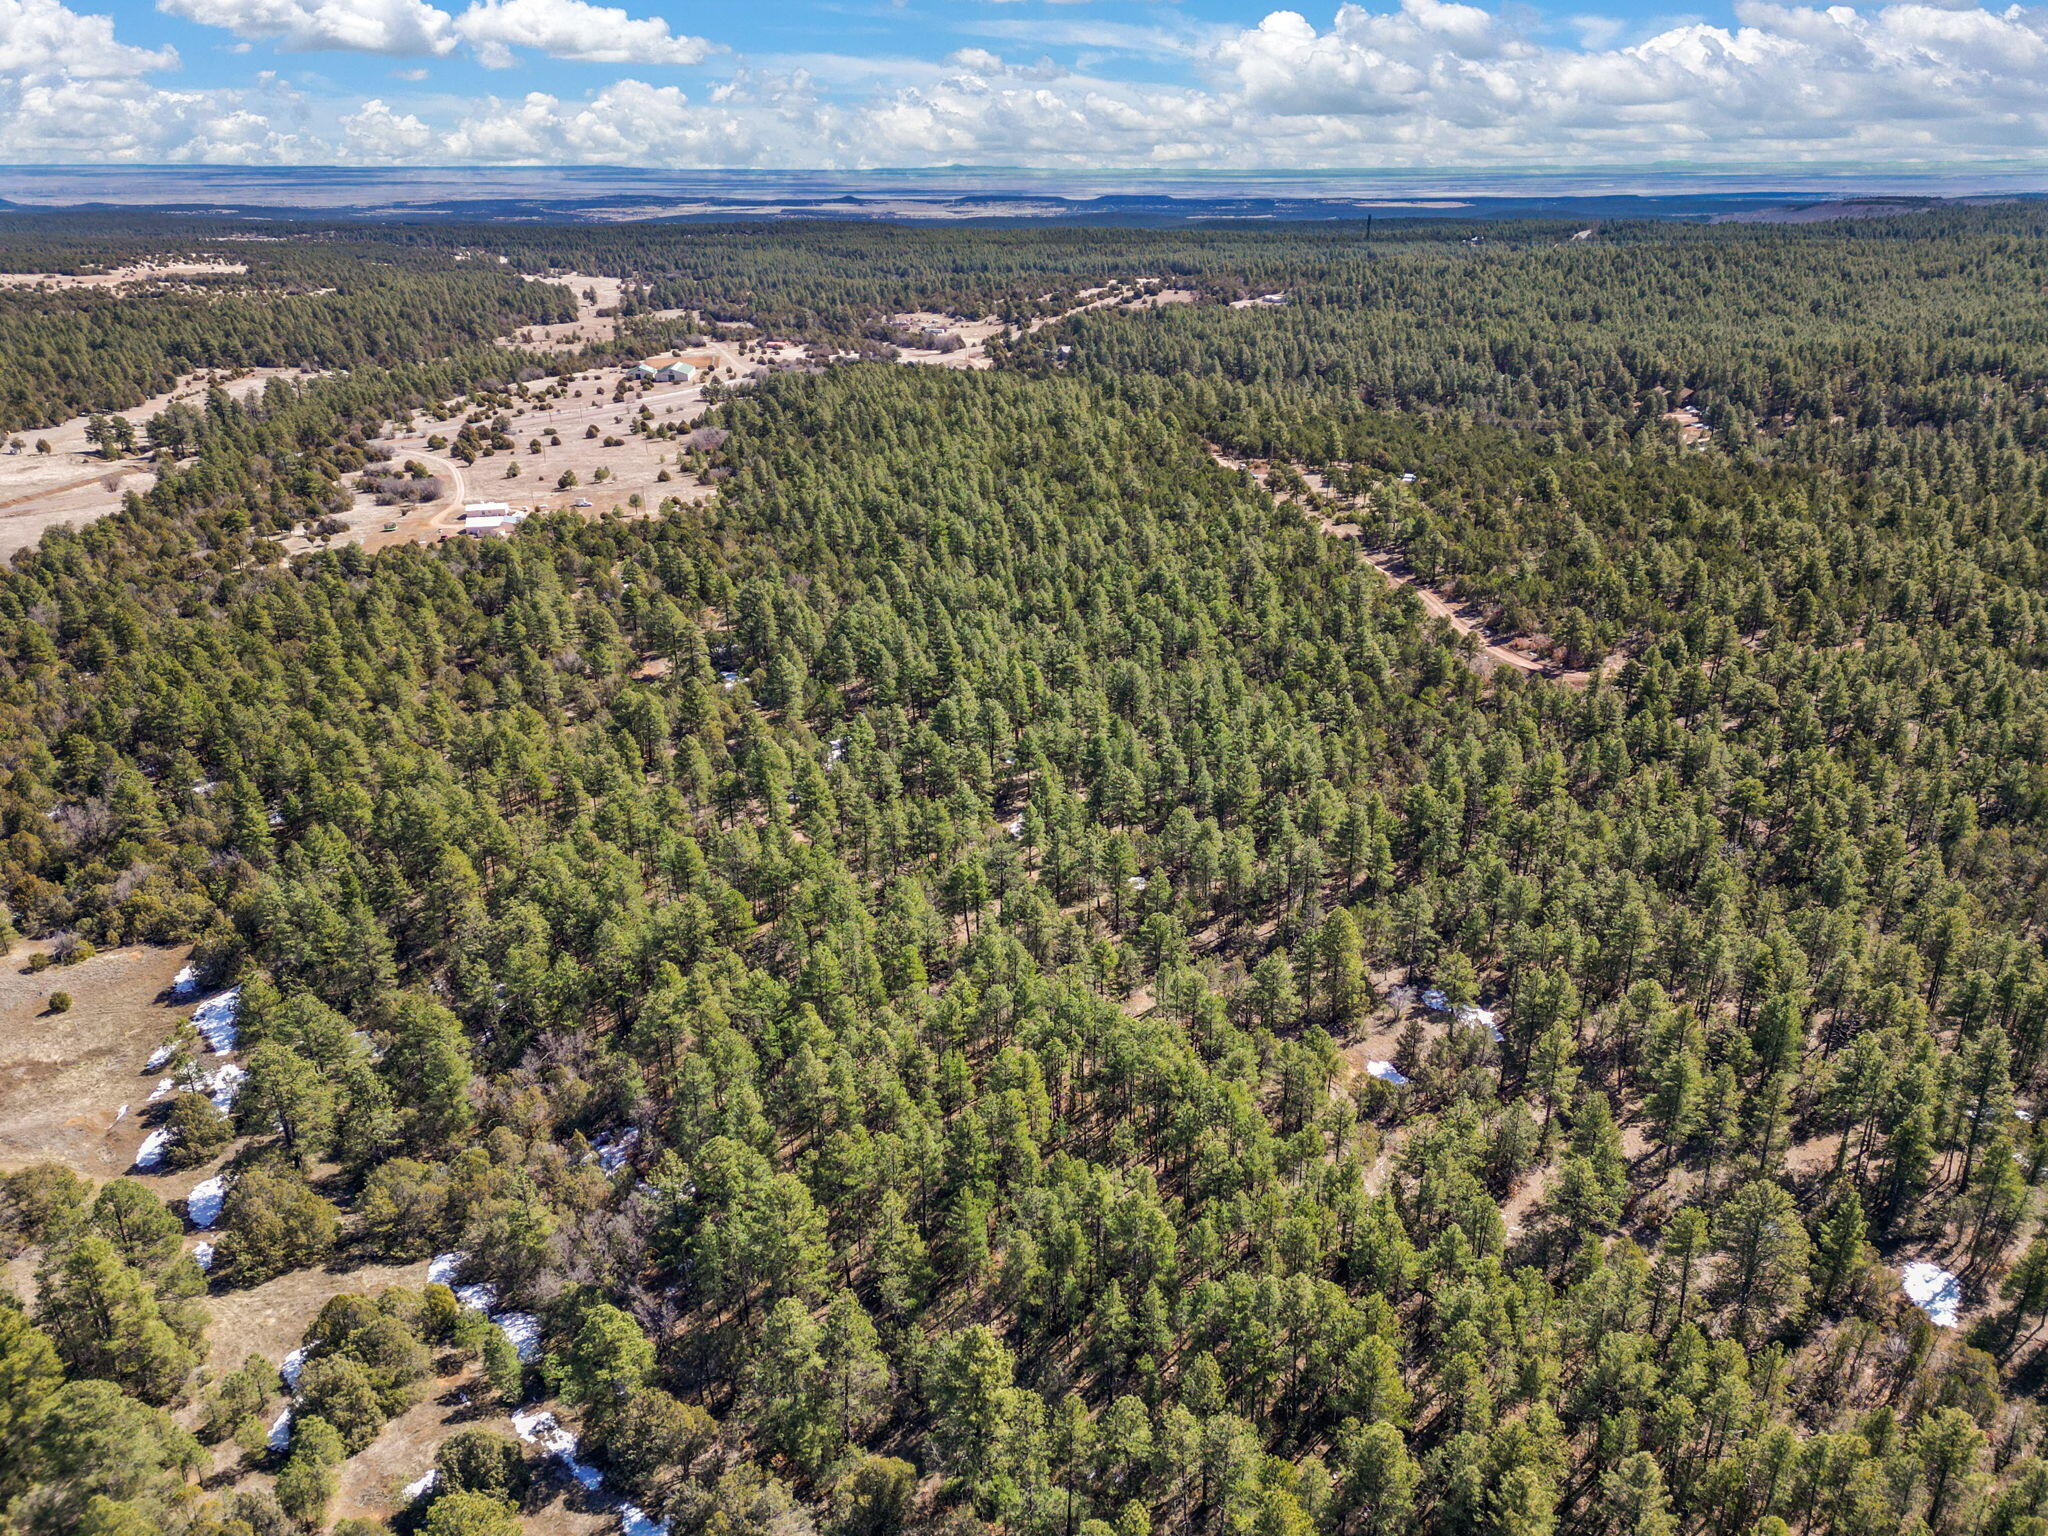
[2,0,2045,166]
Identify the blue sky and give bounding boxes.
[3,0,2045,167]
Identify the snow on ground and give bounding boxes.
[1901,1261,1963,1327]
[171,965,201,999]
[193,1242,214,1272]
[133,1128,172,1169]
[495,1311,543,1363]
[144,1042,176,1072]
[512,1409,667,1534]
[148,1076,177,1102]
[1456,1005,1503,1042]
[203,1061,247,1112]
[267,1407,293,1452]
[403,1469,440,1503]
[187,1175,229,1229]
[512,1410,605,1493]
[1422,987,1448,1012]
[590,1127,640,1172]
[430,1252,544,1361]
[1366,1060,1411,1086]
[280,1347,308,1389]
[191,987,242,1053]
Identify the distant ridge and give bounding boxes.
[0,165,2040,227]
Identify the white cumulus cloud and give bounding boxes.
[0,0,178,77]
[156,0,457,55]
[454,0,714,67]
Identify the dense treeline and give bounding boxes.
[2,215,2048,1536]
[0,233,572,435]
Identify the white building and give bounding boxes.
[460,503,528,536]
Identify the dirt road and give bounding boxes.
[893,281,1196,371]
[1211,447,1596,685]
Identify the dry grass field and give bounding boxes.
[0,368,316,563]
[0,939,196,1179]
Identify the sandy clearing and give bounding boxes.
[0,260,247,291]
[499,271,637,350]
[892,279,1206,372]
[286,356,742,557]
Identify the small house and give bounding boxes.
[460,502,527,537]
[632,356,703,385]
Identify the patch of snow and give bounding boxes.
[171,965,201,999]
[191,987,242,1053]
[402,1469,439,1503]
[495,1311,543,1363]
[718,670,740,690]
[511,1408,665,1531]
[455,1279,500,1313]
[267,1408,293,1452]
[148,1077,177,1102]
[512,1409,604,1492]
[144,1042,176,1072]
[1455,1005,1503,1042]
[1901,1261,1963,1328]
[2020,1108,2035,1123]
[1005,817,1024,839]
[1892,1269,1957,1327]
[111,1104,129,1126]
[187,1175,229,1229]
[1127,876,1148,891]
[203,1061,246,1112]
[193,1242,214,1271]
[1365,1060,1411,1086]
[432,1251,540,1361]
[826,738,846,763]
[280,1347,308,1389]
[591,1126,640,1172]
[134,1128,172,1170]
[1421,987,1449,1012]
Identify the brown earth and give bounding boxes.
[290,354,746,557]
[0,939,196,1179]
[197,1256,435,1377]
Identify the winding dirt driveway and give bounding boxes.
[1210,446,1599,685]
